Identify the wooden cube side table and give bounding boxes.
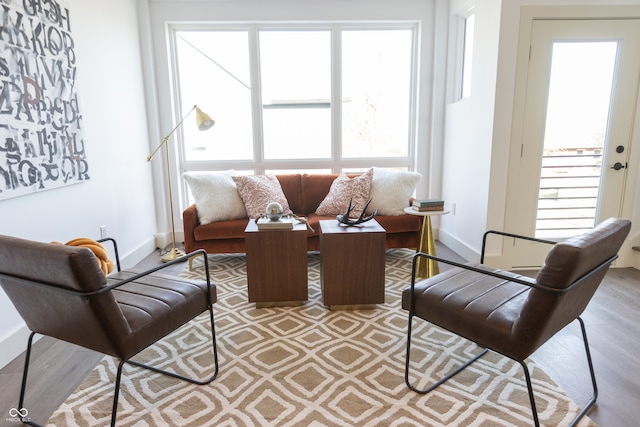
[319,219,386,309]
[245,220,308,306]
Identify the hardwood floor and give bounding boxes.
[531,267,640,427]
[1,246,638,426]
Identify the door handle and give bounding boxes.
[611,162,627,170]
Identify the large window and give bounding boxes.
[260,30,332,159]
[172,24,417,177]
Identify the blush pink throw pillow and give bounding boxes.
[315,169,373,218]
[232,175,292,218]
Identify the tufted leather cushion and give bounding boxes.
[535,217,631,289]
[107,270,215,358]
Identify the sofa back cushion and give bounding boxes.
[277,174,304,214]
[300,174,340,214]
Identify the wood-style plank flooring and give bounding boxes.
[1,245,638,426]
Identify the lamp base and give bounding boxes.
[161,247,186,263]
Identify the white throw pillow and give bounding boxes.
[366,167,422,216]
[183,171,247,224]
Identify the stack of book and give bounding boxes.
[411,199,445,212]
[256,216,296,230]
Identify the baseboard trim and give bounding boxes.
[153,231,184,252]
[121,237,158,269]
[0,324,40,370]
[438,228,480,263]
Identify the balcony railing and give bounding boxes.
[536,148,602,239]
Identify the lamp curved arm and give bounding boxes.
[146,105,198,162]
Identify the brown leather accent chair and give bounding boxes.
[0,236,219,427]
[402,217,631,427]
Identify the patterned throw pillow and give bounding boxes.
[183,171,247,224]
[315,168,373,218]
[232,175,292,219]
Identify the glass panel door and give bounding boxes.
[501,18,640,269]
[536,42,617,239]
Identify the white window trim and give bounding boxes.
[448,2,475,103]
[167,22,420,188]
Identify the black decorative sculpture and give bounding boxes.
[336,199,377,226]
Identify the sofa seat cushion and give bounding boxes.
[194,218,248,241]
[306,214,334,237]
[375,214,421,234]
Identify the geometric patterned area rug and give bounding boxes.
[48,249,596,426]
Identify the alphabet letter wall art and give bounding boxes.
[0,0,90,200]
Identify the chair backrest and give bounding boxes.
[514,218,631,357]
[0,235,132,356]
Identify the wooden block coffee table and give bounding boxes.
[245,220,308,307]
[319,219,386,309]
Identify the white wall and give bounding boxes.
[0,0,157,369]
[439,0,502,261]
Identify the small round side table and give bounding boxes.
[404,206,450,278]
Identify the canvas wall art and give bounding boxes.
[0,0,89,201]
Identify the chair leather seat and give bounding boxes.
[108,270,215,358]
[402,264,539,360]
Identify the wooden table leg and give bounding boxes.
[415,216,439,278]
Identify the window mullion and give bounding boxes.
[331,26,342,173]
[249,26,265,173]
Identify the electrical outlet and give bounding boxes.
[100,225,107,239]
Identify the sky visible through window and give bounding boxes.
[174,27,414,167]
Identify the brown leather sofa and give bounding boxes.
[184,173,422,254]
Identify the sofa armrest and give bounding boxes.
[183,204,200,253]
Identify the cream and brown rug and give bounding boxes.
[49,249,596,426]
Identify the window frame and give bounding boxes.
[460,12,475,99]
[448,5,475,103]
[167,22,420,208]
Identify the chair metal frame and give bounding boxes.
[405,230,613,427]
[2,238,219,427]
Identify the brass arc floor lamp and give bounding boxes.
[147,104,214,262]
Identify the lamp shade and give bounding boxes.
[195,106,215,131]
